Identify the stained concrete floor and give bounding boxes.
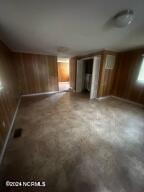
[0,92,144,192]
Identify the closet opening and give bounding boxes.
[76,56,101,99]
[83,58,93,95]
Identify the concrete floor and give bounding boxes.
[0,92,144,192]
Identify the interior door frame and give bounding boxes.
[76,56,101,98]
[76,59,84,92]
[76,57,94,93]
[90,55,101,99]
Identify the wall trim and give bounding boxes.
[21,91,59,97]
[0,97,21,164]
[12,50,57,57]
[97,95,144,107]
[111,96,144,108]
[96,95,112,100]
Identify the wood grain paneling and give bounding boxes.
[0,41,19,152]
[14,53,59,95]
[98,51,117,97]
[58,62,69,82]
[113,50,144,105]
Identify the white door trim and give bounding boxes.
[76,59,84,92]
[90,55,101,99]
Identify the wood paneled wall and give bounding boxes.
[97,51,117,97]
[58,62,69,82]
[113,50,144,105]
[14,53,59,95]
[70,57,77,90]
[0,41,19,153]
[70,50,144,105]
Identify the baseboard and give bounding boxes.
[96,95,112,100]
[96,95,143,107]
[111,96,144,108]
[21,91,59,97]
[0,97,22,164]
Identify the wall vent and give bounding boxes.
[105,55,115,69]
[13,128,23,138]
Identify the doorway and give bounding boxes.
[76,56,101,99]
[58,58,70,91]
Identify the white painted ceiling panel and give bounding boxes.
[0,0,144,56]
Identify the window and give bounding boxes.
[137,57,144,82]
[0,80,3,90]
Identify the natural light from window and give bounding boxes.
[137,57,144,83]
[0,80,3,90]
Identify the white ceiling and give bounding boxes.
[0,0,144,56]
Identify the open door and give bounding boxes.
[76,59,84,92]
[90,56,101,99]
[57,58,70,91]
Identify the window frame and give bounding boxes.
[137,56,144,84]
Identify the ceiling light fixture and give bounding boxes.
[57,47,69,53]
[114,9,134,27]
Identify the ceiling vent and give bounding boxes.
[105,55,116,70]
